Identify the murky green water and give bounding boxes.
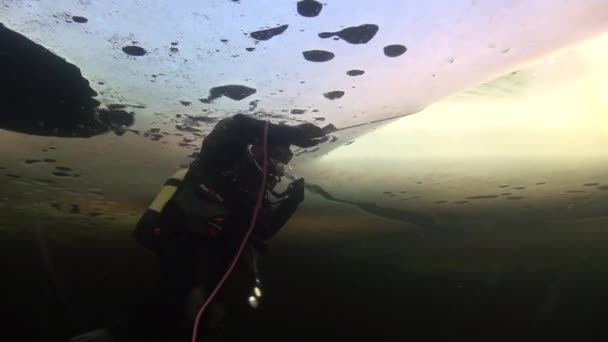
[3,165,608,341]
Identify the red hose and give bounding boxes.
[191,121,269,342]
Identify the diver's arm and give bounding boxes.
[191,113,324,189]
[190,113,310,184]
[255,178,305,240]
[227,113,325,147]
[255,200,300,240]
[230,114,298,146]
[201,114,325,158]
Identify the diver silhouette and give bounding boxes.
[133,114,326,341]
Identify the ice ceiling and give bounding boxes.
[2,0,608,133]
[1,0,608,220]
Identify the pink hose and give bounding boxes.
[191,121,269,342]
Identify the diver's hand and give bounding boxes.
[286,178,305,204]
[292,123,325,147]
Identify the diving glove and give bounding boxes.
[286,178,305,204]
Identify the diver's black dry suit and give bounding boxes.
[137,114,324,341]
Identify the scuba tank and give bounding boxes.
[133,168,188,252]
[132,167,227,253]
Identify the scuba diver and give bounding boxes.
[133,113,326,341]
